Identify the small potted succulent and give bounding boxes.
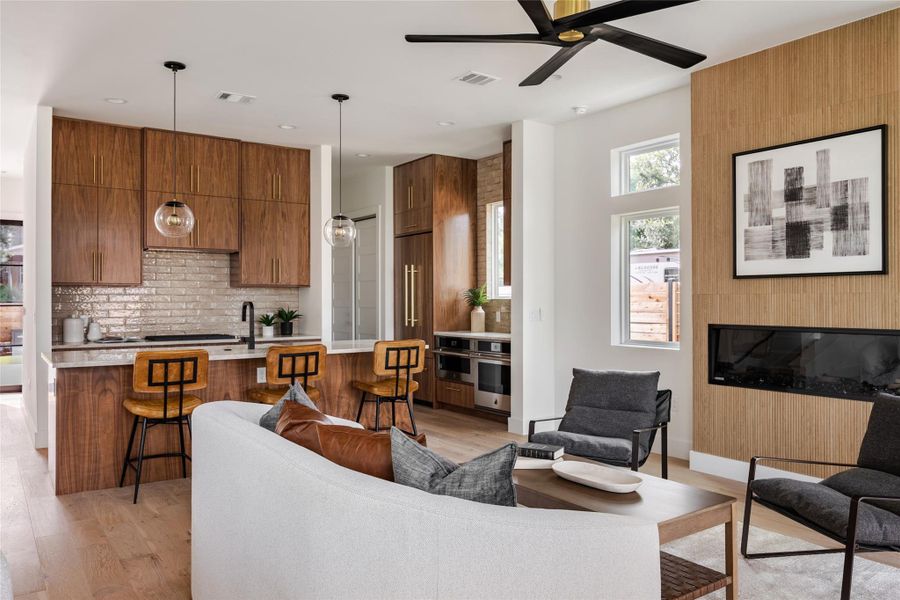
[276,307,302,336]
[463,283,489,333]
[258,313,276,339]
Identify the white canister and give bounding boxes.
[62,316,85,344]
[87,322,103,342]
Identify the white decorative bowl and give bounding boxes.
[551,460,643,493]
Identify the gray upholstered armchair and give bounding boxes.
[742,393,900,600]
[528,369,672,478]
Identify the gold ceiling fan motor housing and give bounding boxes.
[554,0,589,42]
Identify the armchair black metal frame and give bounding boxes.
[527,389,672,479]
[742,455,900,600]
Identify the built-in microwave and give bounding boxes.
[434,336,474,384]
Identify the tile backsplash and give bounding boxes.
[52,251,302,342]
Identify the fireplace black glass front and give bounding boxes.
[708,324,900,401]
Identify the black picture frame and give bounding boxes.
[732,124,887,279]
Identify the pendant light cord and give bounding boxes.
[172,67,178,199]
[338,98,343,216]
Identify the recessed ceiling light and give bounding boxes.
[105,98,127,104]
[278,124,296,130]
[573,106,588,115]
[437,121,455,127]
[356,153,369,158]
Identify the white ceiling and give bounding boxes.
[2,1,897,177]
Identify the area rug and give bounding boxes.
[662,524,898,599]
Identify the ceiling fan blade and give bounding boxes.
[519,42,592,87]
[518,0,555,36]
[405,33,557,45]
[555,0,699,30]
[590,24,705,68]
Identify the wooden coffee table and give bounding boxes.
[514,456,738,600]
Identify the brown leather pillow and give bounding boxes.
[315,425,427,481]
[275,402,333,455]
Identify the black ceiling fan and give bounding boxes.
[405,0,706,87]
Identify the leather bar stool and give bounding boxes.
[352,339,425,435]
[247,344,326,405]
[119,349,208,503]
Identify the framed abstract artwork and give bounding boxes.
[733,125,886,278]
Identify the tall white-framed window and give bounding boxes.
[617,208,680,348]
[486,200,511,299]
[611,134,680,196]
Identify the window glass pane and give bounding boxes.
[487,201,511,299]
[0,222,23,304]
[627,214,680,345]
[627,144,680,193]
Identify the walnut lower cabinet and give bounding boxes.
[232,199,309,287]
[435,379,474,409]
[144,193,239,253]
[52,184,142,285]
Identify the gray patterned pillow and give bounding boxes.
[390,427,517,506]
[258,383,319,431]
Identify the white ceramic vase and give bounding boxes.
[470,306,486,333]
[262,325,275,339]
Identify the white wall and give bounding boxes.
[552,86,693,458]
[509,120,556,435]
[300,145,332,344]
[331,165,394,340]
[1,175,25,220]
[22,106,53,448]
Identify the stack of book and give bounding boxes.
[517,442,564,460]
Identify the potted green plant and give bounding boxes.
[276,308,302,336]
[463,284,489,333]
[258,313,277,339]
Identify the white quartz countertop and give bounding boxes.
[52,334,320,351]
[433,330,511,342]
[43,338,381,369]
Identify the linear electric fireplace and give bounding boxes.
[709,324,900,401]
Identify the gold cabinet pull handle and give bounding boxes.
[278,174,282,200]
[92,155,97,184]
[91,251,96,281]
[99,155,104,185]
[276,258,281,283]
[272,173,276,200]
[407,183,412,209]
[197,165,200,193]
[404,264,410,326]
[99,252,103,281]
[410,265,417,326]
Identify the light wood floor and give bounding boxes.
[2,395,897,599]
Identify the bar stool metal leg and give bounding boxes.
[404,391,418,436]
[355,391,366,423]
[133,417,149,504]
[177,418,188,478]
[119,415,139,488]
[374,397,382,432]
[391,398,397,428]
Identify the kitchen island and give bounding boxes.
[42,339,416,495]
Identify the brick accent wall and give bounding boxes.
[51,251,301,342]
[476,153,511,333]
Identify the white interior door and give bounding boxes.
[331,215,379,341]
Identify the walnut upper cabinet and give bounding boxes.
[232,199,309,287]
[502,140,511,286]
[52,117,141,190]
[241,142,310,204]
[144,129,240,198]
[144,192,239,253]
[393,155,434,236]
[52,184,141,285]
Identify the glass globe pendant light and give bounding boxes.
[154,61,195,238]
[324,93,357,248]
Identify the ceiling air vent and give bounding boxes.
[216,91,256,104]
[455,71,501,86]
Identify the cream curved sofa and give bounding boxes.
[191,401,661,600]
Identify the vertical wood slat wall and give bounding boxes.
[691,9,899,477]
